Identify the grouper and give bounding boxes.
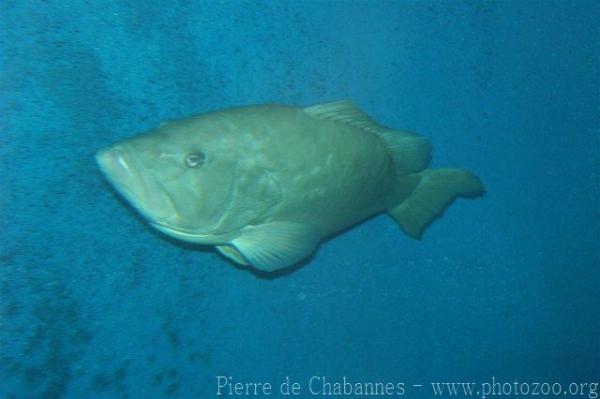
[96,101,485,272]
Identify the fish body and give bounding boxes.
[97,101,484,272]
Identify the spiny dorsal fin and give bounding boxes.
[304,100,431,174]
[304,100,388,135]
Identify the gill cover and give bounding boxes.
[153,162,281,244]
[148,138,282,240]
[211,162,281,234]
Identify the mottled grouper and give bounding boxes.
[96,101,484,272]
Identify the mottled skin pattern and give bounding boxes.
[212,105,397,237]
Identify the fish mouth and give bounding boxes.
[96,147,139,199]
[96,145,175,222]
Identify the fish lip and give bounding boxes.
[151,221,213,237]
[96,146,133,182]
[96,147,143,202]
[150,222,222,244]
[97,145,181,224]
[96,145,160,220]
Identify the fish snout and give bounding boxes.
[96,145,178,223]
[96,147,133,181]
[96,145,145,204]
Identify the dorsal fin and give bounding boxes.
[304,100,388,135]
[304,100,431,174]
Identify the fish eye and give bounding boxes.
[185,152,206,168]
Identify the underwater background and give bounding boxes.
[1,0,599,398]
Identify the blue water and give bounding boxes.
[1,1,598,398]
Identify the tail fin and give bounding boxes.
[388,168,485,239]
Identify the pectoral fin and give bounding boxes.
[226,222,321,272]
